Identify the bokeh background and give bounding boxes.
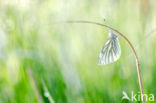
[0,0,156,103]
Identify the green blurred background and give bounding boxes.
[0,0,156,103]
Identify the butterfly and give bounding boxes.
[98,31,121,65]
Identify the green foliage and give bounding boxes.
[0,0,156,103]
[121,99,130,103]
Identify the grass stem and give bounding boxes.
[66,20,145,103]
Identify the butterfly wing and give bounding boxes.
[98,37,121,65]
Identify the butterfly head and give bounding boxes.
[109,30,118,39]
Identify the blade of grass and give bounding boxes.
[66,20,145,103]
[26,68,44,103]
[42,79,55,103]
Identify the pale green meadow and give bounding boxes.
[0,0,156,103]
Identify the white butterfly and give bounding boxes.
[98,31,121,65]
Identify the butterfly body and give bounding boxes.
[98,31,121,65]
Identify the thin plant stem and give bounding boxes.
[66,20,145,103]
[26,68,44,103]
[42,79,55,103]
